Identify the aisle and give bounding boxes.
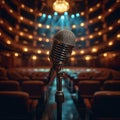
[41,78,81,120]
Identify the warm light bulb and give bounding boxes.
[117,34,120,38]
[81,37,84,41]
[14,53,19,57]
[85,56,91,61]
[37,50,41,54]
[6,40,11,45]
[72,25,76,29]
[103,53,107,57]
[32,55,37,60]
[92,48,97,52]
[28,35,33,39]
[80,23,84,27]
[23,48,28,52]
[38,23,42,28]
[108,41,113,46]
[46,25,50,29]
[80,50,84,54]
[72,51,76,55]
[71,57,75,61]
[46,51,49,55]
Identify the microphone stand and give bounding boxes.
[55,70,64,120]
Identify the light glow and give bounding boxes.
[52,0,69,13]
[103,53,107,57]
[14,53,19,57]
[6,40,11,45]
[117,34,120,38]
[92,48,97,52]
[85,56,91,61]
[23,48,28,52]
[32,55,37,60]
[108,41,113,46]
[37,50,41,54]
[72,51,76,55]
[80,50,85,54]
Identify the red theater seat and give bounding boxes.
[0,91,38,120]
[103,80,120,91]
[90,91,120,120]
[0,80,20,91]
[78,80,101,98]
[21,81,46,99]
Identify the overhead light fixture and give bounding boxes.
[52,0,69,13]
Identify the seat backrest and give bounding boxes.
[111,70,120,80]
[78,80,101,98]
[78,72,91,80]
[103,80,120,91]
[0,91,30,119]
[0,80,20,91]
[92,91,120,119]
[0,67,7,80]
[92,70,111,81]
[21,81,45,99]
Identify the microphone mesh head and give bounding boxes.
[50,29,76,69]
[53,29,76,47]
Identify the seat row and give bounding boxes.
[0,80,47,99]
[71,80,120,120]
[65,72,120,93]
[85,91,120,120]
[0,91,38,120]
[0,80,49,120]
[64,68,120,89]
[76,80,120,98]
[0,67,49,82]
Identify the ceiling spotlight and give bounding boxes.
[52,0,69,13]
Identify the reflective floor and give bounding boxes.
[41,78,81,120]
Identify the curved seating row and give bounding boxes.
[0,67,49,83]
[63,68,120,93]
[0,91,38,120]
[0,80,49,120]
[0,80,47,99]
[72,80,120,120]
[88,91,120,120]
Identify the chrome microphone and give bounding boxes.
[50,29,76,70]
[46,29,76,84]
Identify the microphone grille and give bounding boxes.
[50,40,73,67]
[53,29,76,47]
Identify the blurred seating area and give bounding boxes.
[0,67,51,120]
[0,66,120,120]
[63,67,120,91]
[0,91,38,120]
[62,67,120,120]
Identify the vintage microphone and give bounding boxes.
[48,29,76,120]
[47,29,76,82]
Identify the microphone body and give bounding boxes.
[50,40,73,71]
[47,29,76,83]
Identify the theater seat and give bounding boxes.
[103,80,120,91]
[77,80,101,113]
[78,80,101,98]
[0,80,20,91]
[90,91,120,120]
[21,81,46,99]
[0,67,8,80]
[0,91,38,120]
